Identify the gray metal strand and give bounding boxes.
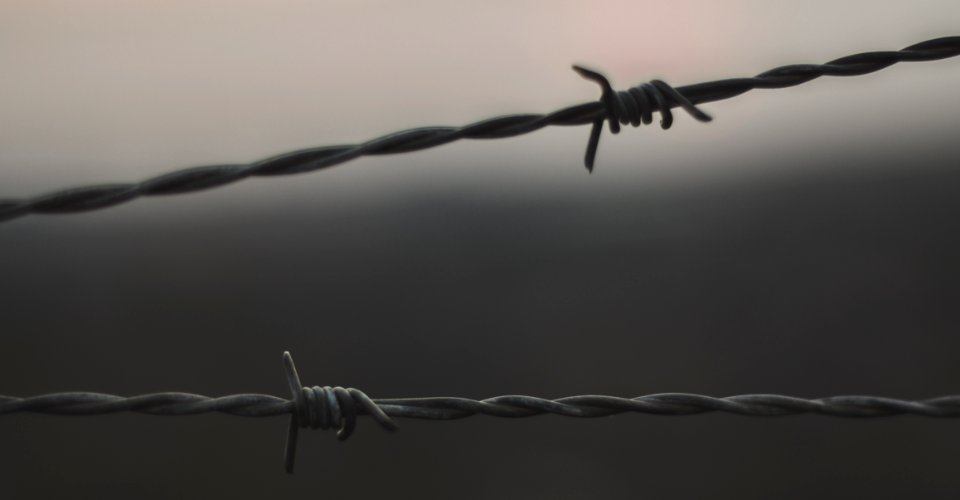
[10,349,960,478]
[1,36,957,222]
[4,392,960,419]
[0,393,292,417]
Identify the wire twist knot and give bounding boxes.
[282,352,396,473]
[573,65,713,171]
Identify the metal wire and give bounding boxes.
[2,352,959,473]
[1,36,958,223]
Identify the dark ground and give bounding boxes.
[1,140,959,499]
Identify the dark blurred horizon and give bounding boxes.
[3,135,960,498]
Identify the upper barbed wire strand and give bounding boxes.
[0,36,958,223]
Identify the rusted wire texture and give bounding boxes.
[0,36,958,223]
[2,352,959,473]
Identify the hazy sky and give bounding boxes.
[1,1,958,209]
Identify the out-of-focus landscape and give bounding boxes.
[1,1,959,498]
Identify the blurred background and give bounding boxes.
[1,1,959,498]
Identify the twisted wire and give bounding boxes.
[5,391,960,419]
[3,352,960,473]
[0,36,957,222]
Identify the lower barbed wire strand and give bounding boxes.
[0,36,958,222]
[9,351,960,475]
[8,384,960,475]
[6,392,960,419]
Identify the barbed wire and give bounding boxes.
[1,36,958,223]
[2,352,959,473]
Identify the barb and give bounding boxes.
[571,65,712,170]
[0,36,957,222]
[2,352,960,473]
[281,351,397,473]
